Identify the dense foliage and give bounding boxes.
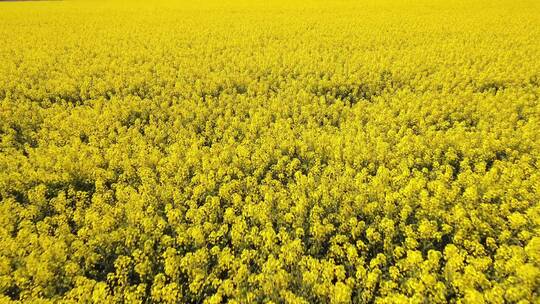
[1,0,539,303]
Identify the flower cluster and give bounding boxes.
[0,0,539,303]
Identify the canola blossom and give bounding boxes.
[0,0,539,303]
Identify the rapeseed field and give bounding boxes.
[0,0,539,303]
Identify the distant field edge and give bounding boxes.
[0,0,63,2]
